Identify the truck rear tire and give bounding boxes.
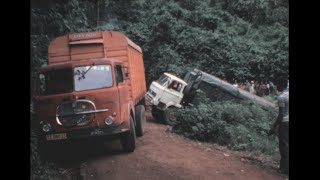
[135,105,145,137]
[120,116,136,152]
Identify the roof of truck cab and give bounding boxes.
[164,73,187,85]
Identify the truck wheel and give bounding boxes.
[135,105,145,137]
[120,116,136,152]
[162,109,176,126]
[151,106,163,122]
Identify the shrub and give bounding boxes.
[170,90,278,156]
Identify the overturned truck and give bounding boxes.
[146,68,276,125]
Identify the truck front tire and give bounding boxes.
[151,106,175,125]
[151,106,163,123]
[161,109,176,126]
[120,116,136,152]
[135,105,145,137]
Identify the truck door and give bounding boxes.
[115,65,129,123]
[161,81,184,105]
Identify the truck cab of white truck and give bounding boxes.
[146,73,187,110]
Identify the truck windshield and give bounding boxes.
[39,68,73,95]
[74,65,113,91]
[157,74,171,87]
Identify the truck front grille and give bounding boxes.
[57,100,94,127]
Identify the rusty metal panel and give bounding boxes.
[70,44,104,55]
[71,52,104,61]
[105,50,127,57]
[69,32,102,41]
[126,46,146,105]
[48,51,69,57]
[70,43,104,60]
[48,35,70,64]
[48,31,143,65]
[126,37,142,53]
[104,46,126,51]
[103,32,127,50]
[114,57,128,62]
[69,39,103,45]
[49,56,70,63]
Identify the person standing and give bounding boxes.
[250,80,256,94]
[244,80,251,92]
[268,76,289,175]
[269,81,275,95]
[266,82,270,96]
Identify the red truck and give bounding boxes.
[34,31,147,153]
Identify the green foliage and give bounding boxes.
[170,91,279,156]
[118,0,288,83]
[263,94,278,104]
[31,0,288,84]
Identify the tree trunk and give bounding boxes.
[97,0,100,27]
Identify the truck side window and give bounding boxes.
[115,65,124,85]
[169,81,181,92]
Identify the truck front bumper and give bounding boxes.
[39,123,129,143]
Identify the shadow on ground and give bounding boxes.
[41,138,125,179]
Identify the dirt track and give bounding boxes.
[53,111,288,180]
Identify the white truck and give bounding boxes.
[146,73,188,109]
[145,73,187,125]
[146,69,276,125]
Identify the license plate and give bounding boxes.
[46,133,67,141]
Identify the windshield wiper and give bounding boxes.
[76,63,95,81]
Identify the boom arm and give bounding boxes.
[184,69,276,109]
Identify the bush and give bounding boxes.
[170,90,278,156]
[31,102,72,180]
[263,94,278,104]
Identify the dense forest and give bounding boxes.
[31,0,288,179]
[31,0,288,89]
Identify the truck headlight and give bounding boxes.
[42,123,51,132]
[148,89,157,97]
[104,116,113,125]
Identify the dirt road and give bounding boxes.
[54,111,288,180]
